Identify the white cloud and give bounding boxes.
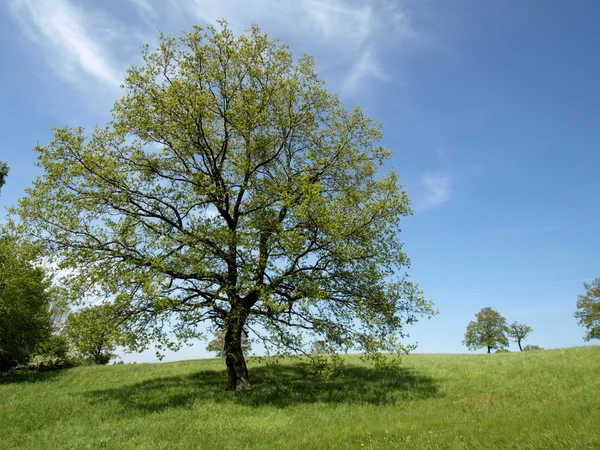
[419,172,453,210]
[9,0,423,100]
[342,49,388,94]
[186,0,418,95]
[10,0,122,89]
[127,0,156,16]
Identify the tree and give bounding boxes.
[0,161,8,194]
[575,277,600,341]
[64,305,117,365]
[15,23,434,390]
[0,236,52,372]
[463,307,509,354]
[508,322,532,351]
[207,330,251,358]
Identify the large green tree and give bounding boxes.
[575,277,600,341]
[0,236,53,372]
[15,23,433,389]
[463,307,509,354]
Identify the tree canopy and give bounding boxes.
[0,236,53,372]
[14,22,434,389]
[463,307,509,354]
[64,305,117,365]
[0,161,9,194]
[508,322,532,352]
[575,277,600,341]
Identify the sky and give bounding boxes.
[1,0,599,361]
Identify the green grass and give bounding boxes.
[1,347,599,449]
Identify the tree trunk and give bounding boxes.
[518,340,523,352]
[487,346,491,354]
[224,307,251,391]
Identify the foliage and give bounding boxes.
[207,330,251,357]
[64,305,117,365]
[26,354,68,372]
[575,277,600,341]
[463,307,509,353]
[1,348,599,449]
[0,236,53,372]
[35,334,70,359]
[495,349,510,353]
[523,345,543,351]
[15,22,434,389]
[0,161,8,194]
[508,322,532,351]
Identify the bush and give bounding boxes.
[26,354,68,372]
[523,345,543,351]
[495,349,511,353]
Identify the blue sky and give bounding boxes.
[1,0,598,361]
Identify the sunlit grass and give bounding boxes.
[1,347,599,449]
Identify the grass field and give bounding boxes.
[1,346,599,449]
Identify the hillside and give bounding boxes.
[1,347,599,449]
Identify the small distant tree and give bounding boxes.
[207,330,251,358]
[522,344,543,351]
[0,236,53,372]
[508,322,532,351]
[575,277,600,341]
[65,305,117,365]
[0,161,8,194]
[463,307,509,354]
[311,340,328,354]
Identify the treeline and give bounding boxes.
[0,235,116,374]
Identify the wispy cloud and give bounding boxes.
[185,0,418,95]
[127,0,156,16]
[9,0,423,101]
[342,49,388,94]
[127,0,157,21]
[419,172,453,210]
[10,0,122,89]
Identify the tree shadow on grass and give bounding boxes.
[83,363,440,413]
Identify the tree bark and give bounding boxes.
[224,307,251,390]
[487,346,491,354]
[518,340,523,352]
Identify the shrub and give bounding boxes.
[495,349,511,353]
[523,345,543,351]
[27,354,67,372]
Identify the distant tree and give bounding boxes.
[522,345,543,351]
[575,277,600,341]
[0,236,53,372]
[495,349,510,353]
[65,305,117,365]
[0,161,8,194]
[508,322,532,351]
[311,340,328,354]
[463,307,509,354]
[207,330,251,358]
[14,22,435,389]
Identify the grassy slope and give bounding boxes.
[1,347,599,449]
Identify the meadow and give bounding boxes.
[1,346,598,449]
